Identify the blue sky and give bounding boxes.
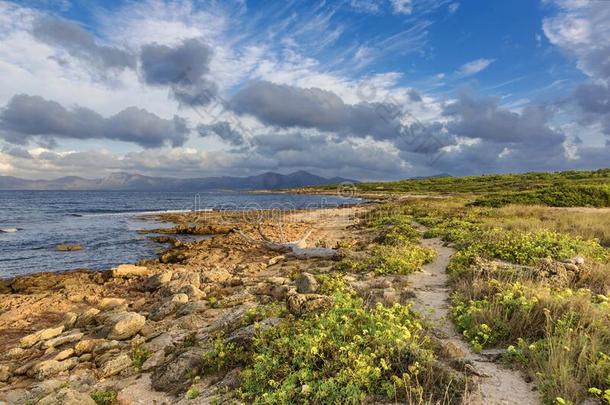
[0,0,608,180]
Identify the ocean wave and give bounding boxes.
[0,227,20,233]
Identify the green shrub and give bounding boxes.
[131,344,151,371]
[91,390,117,405]
[238,293,463,404]
[336,244,436,275]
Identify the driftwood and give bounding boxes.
[234,223,339,259]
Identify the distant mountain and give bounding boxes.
[0,171,356,191]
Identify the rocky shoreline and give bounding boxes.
[0,205,376,404]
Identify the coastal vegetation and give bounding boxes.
[364,192,610,403]
[2,168,609,404]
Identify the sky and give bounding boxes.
[0,0,608,180]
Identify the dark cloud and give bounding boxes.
[231,80,406,141]
[0,94,188,148]
[32,16,136,70]
[443,93,565,147]
[1,145,32,159]
[197,121,245,146]
[140,39,217,106]
[407,88,422,102]
[574,82,610,135]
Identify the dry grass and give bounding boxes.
[487,205,610,247]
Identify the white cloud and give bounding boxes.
[390,0,413,14]
[457,58,495,76]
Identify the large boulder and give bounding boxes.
[98,311,146,340]
[112,264,151,279]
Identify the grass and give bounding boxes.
[393,196,610,404]
[298,168,610,208]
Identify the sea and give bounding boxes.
[0,190,360,278]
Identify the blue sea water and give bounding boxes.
[0,191,359,278]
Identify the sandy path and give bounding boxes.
[409,233,540,405]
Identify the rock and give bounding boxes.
[56,243,83,251]
[74,338,106,355]
[141,350,165,372]
[7,347,25,358]
[62,312,78,329]
[143,271,173,291]
[218,367,242,389]
[268,255,285,266]
[151,347,207,395]
[116,374,174,405]
[103,311,146,340]
[27,357,78,380]
[79,354,93,362]
[295,273,319,294]
[146,332,175,352]
[440,341,466,360]
[75,308,100,328]
[20,325,64,348]
[0,365,10,382]
[37,387,96,405]
[175,301,209,317]
[93,340,120,354]
[179,284,206,300]
[99,297,128,310]
[54,348,75,361]
[573,256,586,265]
[202,268,232,283]
[112,264,151,279]
[172,293,189,303]
[368,288,400,307]
[42,331,84,349]
[202,303,256,335]
[286,293,332,317]
[99,353,132,377]
[227,318,281,346]
[149,301,179,321]
[159,249,187,264]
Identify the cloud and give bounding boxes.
[448,2,459,14]
[390,0,413,14]
[231,80,410,141]
[457,58,495,76]
[197,121,245,146]
[139,38,218,106]
[443,92,565,146]
[0,94,189,148]
[544,1,610,136]
[31,15,136,71]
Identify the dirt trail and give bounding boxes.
[409,232,540,405]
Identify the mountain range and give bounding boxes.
[0,171,356,191]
